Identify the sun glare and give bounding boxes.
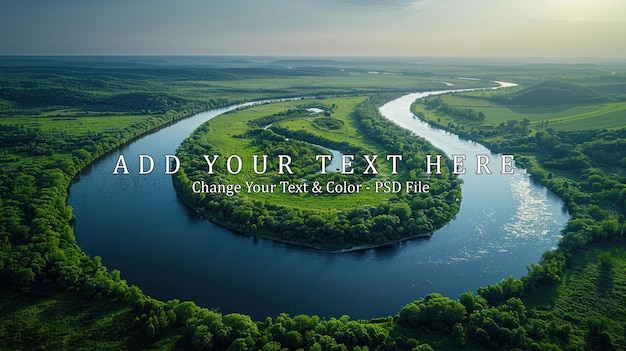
[553,0,616,12]
[541,0,624,23]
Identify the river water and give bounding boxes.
[68,85,569,320]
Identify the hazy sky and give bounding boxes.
[1,0,625,57]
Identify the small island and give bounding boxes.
[173,96,462,250]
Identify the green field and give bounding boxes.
[416,93,626,131]
[0,113,158,135]
[207,72,494,93]
[136,64,502,102]
[193,97,400,210]
[0,290,151,350]
[524,242,626,350]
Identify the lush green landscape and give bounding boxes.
[173,95,462,250]
[413,80,626,132]
[410,68,626,349]
[1,57,626,350]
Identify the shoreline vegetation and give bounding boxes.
[1,57,626,350]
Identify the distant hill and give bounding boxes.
[499,80,607,106]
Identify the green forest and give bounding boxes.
[1,57,626,350]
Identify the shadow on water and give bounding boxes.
[371,240,414,259]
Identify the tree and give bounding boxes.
[399,293,467,332]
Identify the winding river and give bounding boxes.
[69,84,569,320]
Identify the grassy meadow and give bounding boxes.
[196,96,400,210]
[417,93,626,131]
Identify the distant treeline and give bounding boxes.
[0,88,216,114]
[423,97,486,121]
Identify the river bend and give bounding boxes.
[69,85,569,319]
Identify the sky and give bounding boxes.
[1,0,625,57]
